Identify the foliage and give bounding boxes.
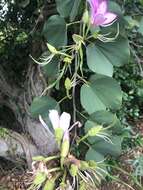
[0,0,143,189]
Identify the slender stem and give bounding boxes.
[48,167,61,173]
[72,53,78,123]
[66,21,81,27]
[41,64,66,96]
[58,96,69,104]
[77,134,89,145]
[44,155,60,162]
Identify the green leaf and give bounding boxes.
[89,110,122,133]
[86,36,130,76]
[55,0,81,20]
[95,36,130,67]
[86,44,113,76]
[42,54,59,78]
[89,111,116,125]
[80,75,122,114]
[85,120,100,144]
[30,96,59,118]
[42,15,67,48]
[19,0,30,8]
[92,136,122,157]
[86,148,104,162]
[70,0,82,21]
[109,1,122,15]
[138,17,143,35]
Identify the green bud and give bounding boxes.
[33,172,47,186]
[65,78,72,91]
[55,128,64,146]
[87,126,103,137]
[61,139,70,158]
[93,32,99,39]
[72,34,84,45]
[88,160,97,168]
[80,161,89,170]
[82,10,89,24]
[47,43,58,54]
[70,164,78,177]
[43,178,55,190]
[63,57,72,64]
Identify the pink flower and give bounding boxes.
[88,0,117,27]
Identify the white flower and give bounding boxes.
[49,110,71,132]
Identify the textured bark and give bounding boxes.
[0,1,58,167]
[0,129,39,169]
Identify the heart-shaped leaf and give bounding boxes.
[42,15,67,48]
[55,0,81,21]
[80,75,122,114]
[30,96,59,118]
[86,36,130,76]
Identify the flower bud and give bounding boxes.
[43,178,55,190]
[63,57,72,64]
[79,161,89,170]
[70,164,78,177]
[55,127,64,146]
[82,10,89,24]
[65,78,72,91]
[47,43,58,54]
[61,131,70,158]
[87,125,103,137]
[60,131,70,167]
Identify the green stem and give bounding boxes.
[66,21,81,27]
[77,134,89,145]
[48,167,61,173]
[41,64,66,96]
[44,155,60,162]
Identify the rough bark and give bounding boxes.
[0,1,58,167]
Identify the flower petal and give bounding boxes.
[101,12,117,26]
[87,0,99,13]
[63,130,70,141]
[49,110,60,129]
[92,13,106,26]
[60,112,71,132]
[97,0,108,14]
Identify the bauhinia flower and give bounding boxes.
[87,0,117,27]
[40,110,81,167]
[49,110,71,147]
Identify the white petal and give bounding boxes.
[60,112,71,132]
[49,110,60,129]
[39,115,49,130]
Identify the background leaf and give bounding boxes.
[80,75,122,114]
[55,0,81,20]
[42,15,67,48]
[92,136,122,157]
[30,96,59,118]
[86,44,113,76]
[138,17,143,35]
[86,148,104,162]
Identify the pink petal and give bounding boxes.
[87,0,99,12]
[101,12,117,26]
[97,0,108,14]
[92,14,106,26]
